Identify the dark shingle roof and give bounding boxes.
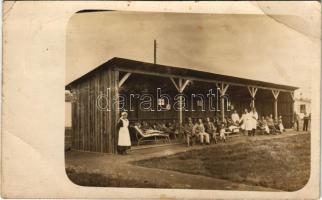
[66,57,298,91]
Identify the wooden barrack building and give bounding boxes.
[66,57,298,154]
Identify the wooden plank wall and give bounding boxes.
[71,68,117,153]
[110,69,119,153]
[277,92,293,128]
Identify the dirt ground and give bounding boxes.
[65,131,310,191]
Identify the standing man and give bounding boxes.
[294,112,300,131]
[303,112,309,131]
[204,117,217,144]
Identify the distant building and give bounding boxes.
[65,91,73,150]
[65,91,73,128]
[294,97,311,119]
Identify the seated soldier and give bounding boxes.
[166,122,177,139]
[169,120,176,132]
[226,117,239,133]
[193,119,210,145]
[172,119,183,138]
[136,122,163,135]
[231,110,240,124]
[274,117,282,134]
[204,117,217,144]
[135,121,141,127]
[278,116,285,132]
[152,122,166,132]
[213,117,221,133]
[155,122,164,131]
[226,117,232,125]
[159,123,171,132]
[258,116,270,134]
[222,117,228,128]
[141,121,151,131]
[158,122,173,138]
[219,123,227,142]
[152,123,158,130]
[184,118,196,147]
[266,114,277,134]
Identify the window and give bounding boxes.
[158,98,165,106]
[300,104,306,113]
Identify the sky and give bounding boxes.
[66,8,320,99]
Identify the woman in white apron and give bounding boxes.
[250,107,258,136]
[117,112,131,155]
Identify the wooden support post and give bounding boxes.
[154,40,157,64]
[180,79,190,93]
[178,79,183,127]
[170,77,190,94]
[170,77,180,92]
[290,91,295,125]
[247,86,258,108]
[274,100,278,120]
[170,77,190,136]
[216,83,229,121]
[221,97,225,121]
[272,90,280,120]
[119,72,131,88]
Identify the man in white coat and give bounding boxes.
[250,107,259,136]
[241,108,252,136]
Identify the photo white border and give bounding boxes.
[2,1,320,199]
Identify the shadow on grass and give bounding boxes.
[66,167,171,188]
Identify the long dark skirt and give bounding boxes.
[118,145,131,155]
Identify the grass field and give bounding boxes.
[135,134,310,191]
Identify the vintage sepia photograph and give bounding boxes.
[2,1,320,198]
[64,8,317,192]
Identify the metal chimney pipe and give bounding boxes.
[154,39,157,64]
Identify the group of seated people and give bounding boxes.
[183,117,227,147]
[257,114,286,134]
[226,109,286,135]
[131,108,286,147]
[134,120,182,139]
